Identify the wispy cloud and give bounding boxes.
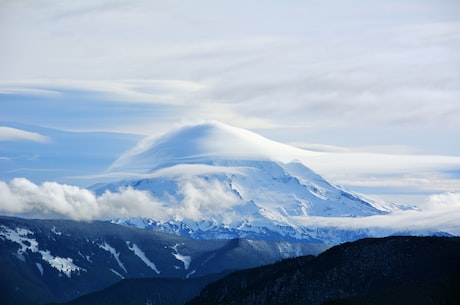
[303,152,460,204]
[1,1,458,135]
[335,175,460,193]
[0,79,206,104]
[0,126,49,143]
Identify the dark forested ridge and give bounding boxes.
[0,216,325,305]
[49,272,229,305]
[187,236,460,305]
[55,236,460,305]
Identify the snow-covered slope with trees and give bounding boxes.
[0,216,326,305]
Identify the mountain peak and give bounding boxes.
[109,121,317,173]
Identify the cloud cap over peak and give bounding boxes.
[109,120,319,172]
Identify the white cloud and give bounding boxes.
[289,143,421,154]
[1,178,459,235]
[96,186,169,220]
[0,177,242,222]
[0,178,166,221]
[176,177,243,221]
[294,191,460,236]
[0,127,49,143]
[425,192,460,210]
[335,176,460,193]
[304,152,460,181]
[0,86,60,96]
[1,0,459,135]
[0,178,99,220]
[0,79,206,105]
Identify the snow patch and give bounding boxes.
[98,242,127,273]
[0,226,39,254]
[78,251,93,263]
[110,268,124,279]
[275,241,303,258]
[0,225,84,277]
[36,262,44,276]
[51,226,62,235]
[171,243,192,270]
[40,250,84,277]
[126,241,160,274]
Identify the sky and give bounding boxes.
[0,0,460,217]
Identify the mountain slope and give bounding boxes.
[187,236,460,305]
[51,272,228,305]
[0,216,326,305]
[52,236,460,305]
[93,121,397,243]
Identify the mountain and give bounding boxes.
[0,216,326,305]
[92,121,402,244]
[187,236,460,305]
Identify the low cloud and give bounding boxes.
[176,177,243,221]
[0,178,162,221]
[425,192,460,210]
[0,127,49,143]
[296,191,460,236]
[0,177,242,222]
[1,178,459,237]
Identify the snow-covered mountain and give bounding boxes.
[93,121,403,243]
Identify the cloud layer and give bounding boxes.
[1,0,459,147]
[0,177,242,222]
[1,178,459,235]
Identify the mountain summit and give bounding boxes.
[94,121,395,244]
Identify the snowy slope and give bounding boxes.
[93,121,403,243]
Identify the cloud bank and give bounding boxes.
[1,178,459,236]
[0,178,241,222]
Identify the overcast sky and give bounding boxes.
[1,0,459,208]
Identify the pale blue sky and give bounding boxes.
[1,0,459,206]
